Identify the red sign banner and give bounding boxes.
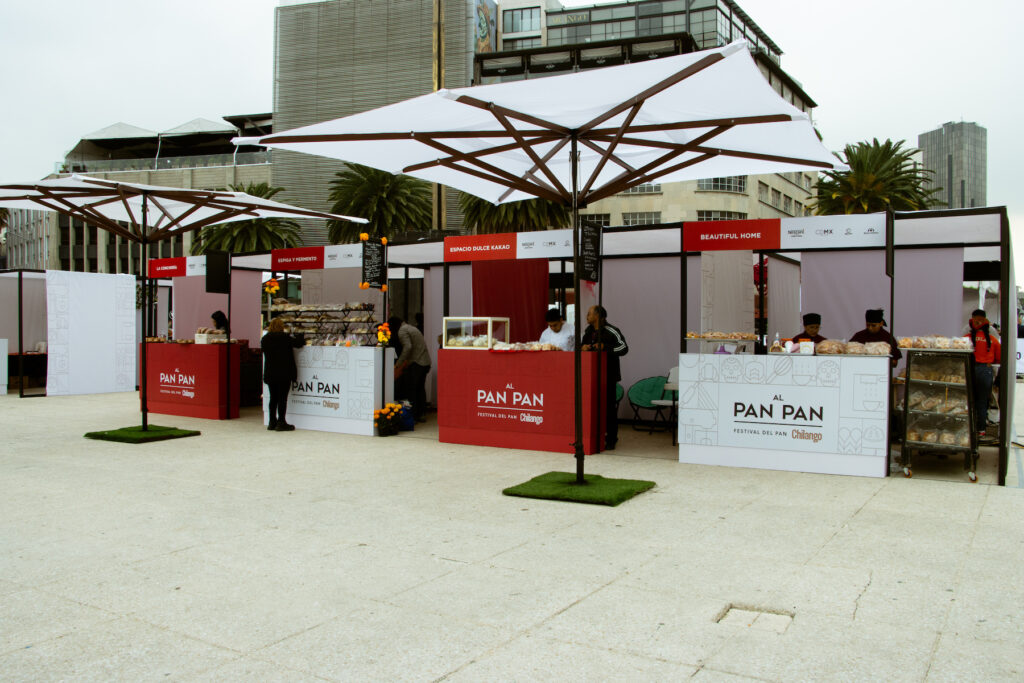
[444,233,517,262]
[272,246,325,271]
[683,218,780,252]
[143,343,240,419]
[148,257,186,278]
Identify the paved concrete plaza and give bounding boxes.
[2,390,1023,681]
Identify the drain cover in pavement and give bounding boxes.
[717,605,793,633]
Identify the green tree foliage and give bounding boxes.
[458,192,570,234]
[813,138,943,214]
[327,164,432,243]
[190,182,302,254]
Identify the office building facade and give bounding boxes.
[918,121,987,210]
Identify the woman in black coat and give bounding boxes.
[261,317,304,431]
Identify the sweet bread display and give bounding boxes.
[899,336,972,350]
[844,341,866,355]
[686,331,758,340]
[270,303,378,346]
[814,339,845,354]
[864,342,891,356]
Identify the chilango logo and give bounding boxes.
[476,383,544,425]
[159,367,196,399]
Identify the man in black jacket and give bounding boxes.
[581,305,629,450]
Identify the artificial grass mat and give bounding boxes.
[502,471,655,506]
[84,424,201,444]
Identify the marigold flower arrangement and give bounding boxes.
[376,322,391,346]
[374,402,404,436]
[263,278,280,295]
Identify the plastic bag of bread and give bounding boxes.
[906,427,920,442]
[920,428,939,443]
[956,428,971,447]
[897,337,914,348]
[939,430,956,445]
[919,395,942,411]
[907,389,924,408]
[912,336,932,348]
[844,341,867,355]
[864,342,891,356]
[815,339,845,354]
[952,337,971,350]
[933,336,952,349]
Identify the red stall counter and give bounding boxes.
[143,343,242,419]
[438,349,606,454]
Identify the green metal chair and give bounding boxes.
[627,376,669,432]
[615,383,624,409]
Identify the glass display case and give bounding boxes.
[442,317,510,350]
[899,349,978,480]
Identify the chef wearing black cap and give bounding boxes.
[850,308,902,364]
[791,313,825,344]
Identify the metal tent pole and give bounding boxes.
[140,193,150,430]
[571,136,585,484]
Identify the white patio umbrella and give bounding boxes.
[240,40,844,479]
[0,174,368,429]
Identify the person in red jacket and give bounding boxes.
[967,309,1001,438]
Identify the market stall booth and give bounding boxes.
[676,208,1016,483]
[437,230,609,454]
[267,242,394,436]
[1,268,136,398]
[144,255,261,419]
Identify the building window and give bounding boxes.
[579,213,610,227]
[771,188,781,208]
[794,200,803,215]
[503,37,541,50]
[697,176,747,193]
[619,182,661,195]
[758,181,769,203]
[622,211,661,226]
[783,195,792,214]
[697,211,748,221]
[503,7,541,34]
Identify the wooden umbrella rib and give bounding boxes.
[579,101,643,199]
[577,138,637,173]
[488,107,569,198]
[692,145,837,169]
[496,137,571,204]
[586,114,794,136]
[412,135,562,201]
[30,195,137,242]
[454,95,571,135]
[403,136,551,173]
[585,152,717,204]
[260,130,558,144]
[438,156,567,205]
[578,51,726,134]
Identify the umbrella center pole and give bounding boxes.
[140,193,149,431]
[571,138,585,484]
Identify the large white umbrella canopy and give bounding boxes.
[245,41,842,206]
[0,174,366,243]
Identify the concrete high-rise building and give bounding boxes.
[273,0,489,242]
[918,121,987,210]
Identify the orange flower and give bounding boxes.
[380,284,388,293]
[381,237,388,246]
[359,233,369,241]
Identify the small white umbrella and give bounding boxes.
[0,174,368,428]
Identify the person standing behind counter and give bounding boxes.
[388,316,432,423]
[850,308,901,365]
[539,308,574,351]
[791,313,825,344]
[261,317,304,432]
[967,309,1001,440]
[581,305,628,450]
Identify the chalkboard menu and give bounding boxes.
[580,224,601,282]
[362,239,387,289]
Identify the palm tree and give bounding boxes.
[326,164,432,243]
[190,182,303,254]
[458,192,570,233]
[812,138,943,214]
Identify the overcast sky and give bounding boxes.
[2,0,1022,265]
